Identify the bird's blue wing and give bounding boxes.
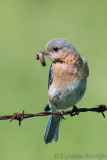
[48,64,53,89]
[44,64,61,144]
[44,64,53,111]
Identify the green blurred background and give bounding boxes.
[0,0,107,160]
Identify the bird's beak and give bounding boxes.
[36,50,53,65]
[39,50,52,55]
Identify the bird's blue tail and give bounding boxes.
[44,113,61,144]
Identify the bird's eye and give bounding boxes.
[53,47,58,52]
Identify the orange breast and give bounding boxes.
[52,54,86,88]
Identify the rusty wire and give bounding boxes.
[0,104,107,126]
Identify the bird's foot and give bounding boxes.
[70,106,79,116]
[56,109,67,115]
[56,109,67,120]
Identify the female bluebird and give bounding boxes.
[37,38,89,144]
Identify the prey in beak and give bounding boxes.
[36,50,53,67]
[36,50,46,66]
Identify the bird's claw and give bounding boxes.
[56,109,67,120]
[56,109,67,115]
[70,106,79,116]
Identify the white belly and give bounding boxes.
[48,80,87,109]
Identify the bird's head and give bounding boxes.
[38,38,80,63]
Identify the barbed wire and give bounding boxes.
[0,104,106,126]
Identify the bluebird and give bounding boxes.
[37,38,89,144]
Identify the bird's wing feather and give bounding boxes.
[82,58,89,77]
[44,65,53,112]
[48,64,53,89]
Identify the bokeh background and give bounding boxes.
[0,0,107,160]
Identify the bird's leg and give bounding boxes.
[57,109,67,120]
[56,109,67,120]
[70,106,79,116]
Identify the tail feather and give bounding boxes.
[53,119,60,141]
[44,114,61,144]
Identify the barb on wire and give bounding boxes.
[0,104,107,126]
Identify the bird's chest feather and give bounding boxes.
[48,62,87,109]
[48,80,86,109]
